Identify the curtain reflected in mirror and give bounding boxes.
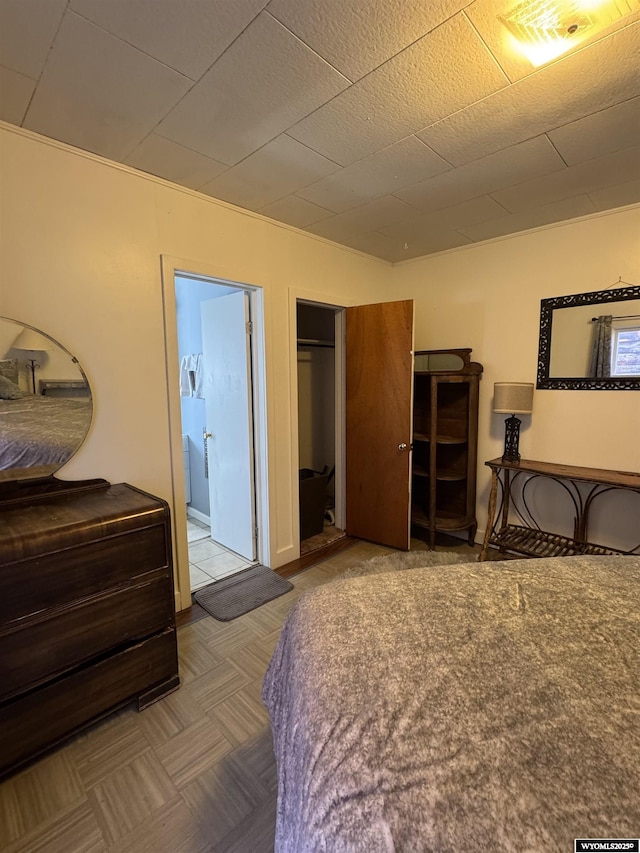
[538,285,640,390]
[589,315,612,379]
[0,317,92,480]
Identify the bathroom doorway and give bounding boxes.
[174,273,260,592]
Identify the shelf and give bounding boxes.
[411,507,473,531]
[413,433,467,444]
[435,470,467,482]
[491,524,623,559]
[412,466,429,478]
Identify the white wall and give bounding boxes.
[1,123,637,606]
[0,124,391,609]
[392,205,640,547]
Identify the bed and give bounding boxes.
[263,554,640,852]
[0,395,92,474]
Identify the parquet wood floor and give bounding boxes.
[0,537,480,852]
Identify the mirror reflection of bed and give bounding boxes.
[0,317,92,481]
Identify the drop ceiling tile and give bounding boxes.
[198,135,339,210]
[0,65,35,124]
[548,97,640,166]
[23,12,192,162]
[493,146,640,212]
[392,228,473,260]
[0,0,66,79]
[124,134,228,189]
[338,227,471,262]
[304,195,418,241]
[466,0,640,84]
[70,0,270,81]
[295,136,450,213]
[349,218,472,260]
[382,195,508,238]
[396,135,565,212]
[156,12,350,167]
[259,195,332,228]
[419,24,640,166]
[287,15,508,166]
[589,179,640,211]
[266,0,469,80]
[458,195,597,242]
[337,231,408,262]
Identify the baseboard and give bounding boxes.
[187,507,210,526]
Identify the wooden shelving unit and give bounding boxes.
[411,349,483,548]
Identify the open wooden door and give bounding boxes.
[345,300,414,550]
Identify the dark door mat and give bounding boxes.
[193,564,293,622]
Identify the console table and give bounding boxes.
[479,458,640,561]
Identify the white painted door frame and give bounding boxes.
[161,256,269,611]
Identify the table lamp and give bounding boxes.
[493,382,534,463]
[11,326,51,393]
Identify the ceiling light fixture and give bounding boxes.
[499,0,639,66]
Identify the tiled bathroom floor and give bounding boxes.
[187,518,255,592]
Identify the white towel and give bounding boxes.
[180,354,201,397]
[179,355,193,396]
[193,353,205,399]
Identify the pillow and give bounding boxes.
[0,375,23,400]
[0,358,18,384]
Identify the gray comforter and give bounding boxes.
[0,395,92,471]
[263,555,640,852]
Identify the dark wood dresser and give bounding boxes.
[0,477,179,778]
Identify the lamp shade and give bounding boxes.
[493,382,534,414]
[11,327,51,352]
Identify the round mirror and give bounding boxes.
[0,317,92,481]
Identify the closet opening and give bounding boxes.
[296,301,346,556]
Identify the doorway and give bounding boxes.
[174,273,259,592]
[296,301,346,555]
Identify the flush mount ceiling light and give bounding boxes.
[499,0,639,66]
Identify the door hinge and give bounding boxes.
[246,321,253,335]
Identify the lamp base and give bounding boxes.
[502,415,522,463]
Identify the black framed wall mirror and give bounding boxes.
[0,317,92,481]
[537,284,640,390]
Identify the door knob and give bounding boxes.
[203,431,213,439]
[398,443,408,451]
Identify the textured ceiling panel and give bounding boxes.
[155,12,350,166]
[458,195,597,241]
[23,13,192,162]
[198,135,339,210]
[589,179,640,211]
[295,136,450,213]
[258,195,332,229]
[0,0,67,79]
[382,195,510,238]
[287,15,508,165]
[419,24,640,166]
[0,65,35,125]
[306,195,419,241]
[395,135,566,212]
[266,0,469,80]
[548,97,640,165]
[124,134,228,190]
[70,0,270,80]
[493,146,640,212]
[0,2,637,263]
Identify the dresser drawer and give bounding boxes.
[0,628,178,778]
[0,524,169,624]
[0,574,173,701]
